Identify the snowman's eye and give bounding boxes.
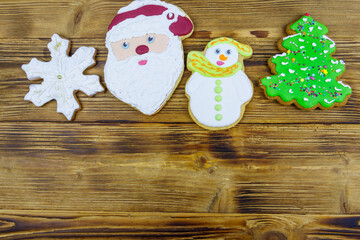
[147,36,155,44]
[122,42,129,49]
[226,49,232,55]
[215,48,220,54]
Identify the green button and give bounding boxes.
[215,95,222,102]
[215,80,222,85]
[215,104,222,111]
[215,86,223,94]
[215,114,222,121]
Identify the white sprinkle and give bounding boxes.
[340,60,345,65]
[299,38,305,42]
[289,69,295,73]
[312,42,317,47]
[281,62,289,65]
[336,69,342,73]
[280,73,286,77]
[335,87,342,91]
[339,81,351,89]
[303,18,308,21]
[301,67,308,71]
[312,85,316,88]
[310,57,317,61]
[325,79,332,82]
[331,60,339,64]
[289,89,294,93]
[274,52,287,58]
[324,35,335,48]
[318,26,323,30]
[324,99,335,104]
[309,27,314,32]
[300,46,305,49]
[283,33,301,40]
[304,98,309,101]
[267,77,271,79]
[324,50,329,54]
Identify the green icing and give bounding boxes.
[261,14,352,109]
[290,15,328,36]
[215,104,222,111]
[215,114,222,121]
[216,80,222,85]
[215,95,222,102]
[215,86,223,94]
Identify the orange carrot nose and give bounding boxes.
[219,54,228,61]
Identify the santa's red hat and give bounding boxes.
[106,0,193,45]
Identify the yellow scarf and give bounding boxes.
[187,52,242,78]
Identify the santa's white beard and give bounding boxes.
[104,37,183,115]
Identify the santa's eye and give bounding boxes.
[226,49,232,55]
[215,48,220,54]
[147,36,155,44]
[122,42,129,49]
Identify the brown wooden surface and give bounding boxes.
[0,0,360,239]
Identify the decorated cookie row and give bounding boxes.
[21,0,352,131]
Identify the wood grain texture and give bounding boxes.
[1,211,360,239]
[0,122,358,214]
[1,0,360,238]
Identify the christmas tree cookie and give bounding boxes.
[261,14,351,110]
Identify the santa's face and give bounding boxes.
[205,44,239,68]
[111,34,170,63]
[104,33,184,115]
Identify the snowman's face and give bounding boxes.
[205,44,238,68]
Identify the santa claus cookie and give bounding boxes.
[186,37,253,130]
[104,0,194,115]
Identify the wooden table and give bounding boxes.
[1,0,359,239]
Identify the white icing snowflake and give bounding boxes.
[22,34,103,120]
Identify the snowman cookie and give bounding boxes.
[104,0,194,115]
[186,37,253,130]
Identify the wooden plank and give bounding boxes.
[0,0,359,238]
[346,165,360,214]
[0,37,359,123]
[1,211,360,239]
[0,122,358,213]
[0,0,360,38]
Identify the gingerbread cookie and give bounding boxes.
[261,14,351,110]
[22,34,103,120]
[185,37,253,130]
[104,0,194,115]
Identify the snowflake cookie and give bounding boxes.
[22,34,104,120]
